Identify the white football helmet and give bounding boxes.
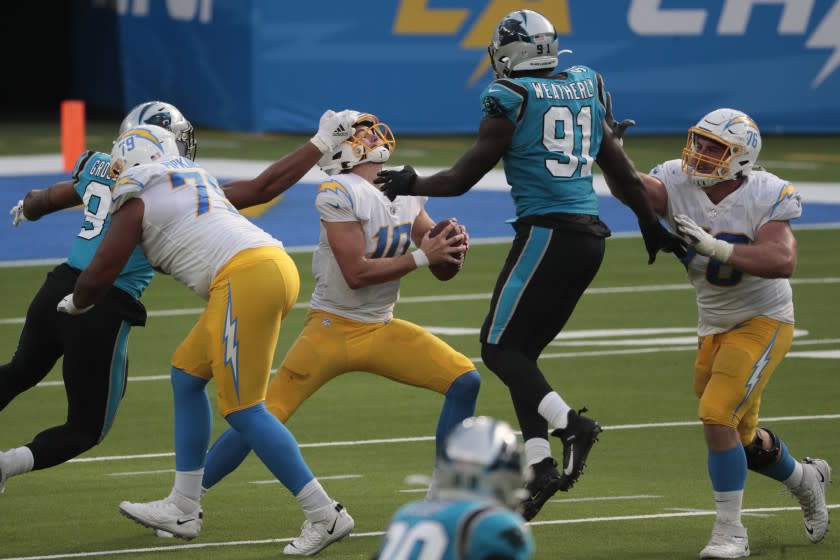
[109,125,180,179]
[434,416,528,509]
[487,10,568,79]
[681,108,762,188]
[119,100,196,160]
[318,112,396,176]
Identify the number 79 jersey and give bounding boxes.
[111,157,281,298]
[480,65,607,218]
[310,173,426,323]
[653,160,802,335]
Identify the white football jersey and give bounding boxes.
[111,157,282,298]
[651,160,802,335]
[309,173,426,322]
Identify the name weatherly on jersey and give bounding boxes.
[531,78,595,102]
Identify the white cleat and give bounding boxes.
[283,502,354,556]
[794,457,831,544]
[119,497,203,540]
[699,522,749,559]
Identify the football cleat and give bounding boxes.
[119,497,203,540]
[283,501,353,556]
[551,408,602,491]
[793,457,831,543]
[520,457,564,521]
[699,521,750,558]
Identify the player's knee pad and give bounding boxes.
[743,428,781,471]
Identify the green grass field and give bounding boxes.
[0,124,838,559]
[0,232,838,559]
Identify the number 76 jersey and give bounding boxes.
[111,157,281,299]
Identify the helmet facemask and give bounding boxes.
[319,113,396,175]
[681,108,761,188]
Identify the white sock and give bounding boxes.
[524,438,552,467]
[172,469,203,510]
[713,489,744,526]
[783,461,805,490]
[1,446,35,478]
[426,465,440,500]
[296,479,332,520]
[538,392,572,430]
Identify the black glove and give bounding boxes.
[604,92,636,141]
[640,220,688,264]
[374,165,417,201]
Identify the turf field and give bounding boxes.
[0,126,838,559]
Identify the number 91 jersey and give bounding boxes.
[480,65,607,218]
[653,160,802,335]
[310,173,426,323]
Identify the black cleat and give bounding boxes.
[551,407,602,491]
[521,457,564,521]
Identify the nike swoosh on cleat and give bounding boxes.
[805,524,815,535]
[564,449,575,475]
[326,518,338,535]
[176,518,196,525]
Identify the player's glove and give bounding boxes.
[56,293,94,315]
[10,199,27,226]
[310,109,357,154]
[640,220,688,264]
[374,165,417,201]
[604,92,635,143]
[673,214,734,262]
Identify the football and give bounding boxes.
[428,218,465,281]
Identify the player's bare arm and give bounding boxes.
[73,198,145,308]
[22,181,81,221]
[724,220,797,278]
[223,142,323,210]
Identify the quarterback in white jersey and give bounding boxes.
[199,112,482,513]
[58,123,361,555]
[606,108,830,558]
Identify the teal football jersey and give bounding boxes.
[65,151,153,298]
[480,65,607,217]
[378,498,534,560]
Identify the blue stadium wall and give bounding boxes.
[72,0,840,134]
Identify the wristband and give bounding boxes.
[310,135,330,154]
[411,249,429,268]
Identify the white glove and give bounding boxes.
[310,109,358,154]
[56,293,94,315]
[10,199,27,226]
[673,214,734,262]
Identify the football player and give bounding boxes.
[199,112,482,530]
[374,9,687,521]
[604,107,831,558]
[0,102,359,499]
[57,123,355,555]
[376,416,534,560]
[0,102,191,493]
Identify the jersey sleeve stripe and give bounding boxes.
[495,79,529,123]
